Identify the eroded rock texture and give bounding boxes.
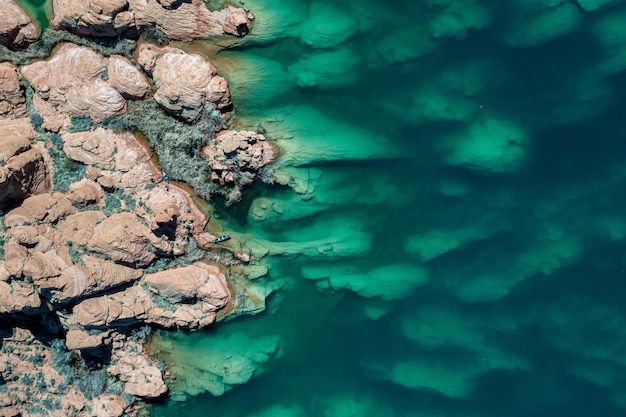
[0,119,52,209]
[138,43,231,122]
[0,0,39,49]
[51,0,251,41]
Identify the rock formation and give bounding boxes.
[0,327,136,417]
[0,118,52,209]
[0,0,39,49]
[51,0,252,41]
[62,128,160,191]
[202,130,276,185]
[0,62,27,119]
[138,43,231,122]
[21,44,132,129]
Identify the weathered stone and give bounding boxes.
[87,212,173,267]
[0,63,27,119]
[52,0,251,41]
[202,130,276,185]
[0,0,39,49]
[107,55,151,99]
[138,43,231,121]
[21,43,127,124]
[0,119,51,208]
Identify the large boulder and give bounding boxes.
[106,55,152,100]
[51,0,251,41]
[0,0,39,49]
[68,262,230,329]
[62,128,160,191]
[20,44,128,127]
[138,43,231,122]
[0,62,27,119]
[144,263,230,307]
[201,130,276,185]
[87,212,173,267]
[0,120,52,208]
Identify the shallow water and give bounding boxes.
[14,0,51,30]
[150,1,626,416]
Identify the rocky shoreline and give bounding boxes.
[0,1,276,415]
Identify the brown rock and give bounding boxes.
[69,262,229,329]
[87,212,173,267]
[0,327,131,417]
[0,63,27,119]
[5,192,76,226]
[223,7,251,37]
[0,262,9,282]
[130,0,251,41]
[193,232,218,249]
[51,0,131,37]
[3,239,27,276]
[56,210,106,246]
[108,339,167,398]
[52,0,252,41]
[83,255,144,292]
[67,178,105,207]
[63,128,160,191]
[234,251,251,263]
[0,0,39,49]
[0,119,51,208]
[23,251,64,280]
[138,43,231,122]
[107,55,151,99]
[201,130,276,185]
[144,262,230,306]
[137,183,206,236]
[151,50,214,122]
[21,43,127,124]
[62,128,117,168]
[0,280,41,313]
[7,225,39,246]
[39,255,142,303]
[207,75,232,110]
[0,118,32,163]
[70,285,151,327]
[65,329,111,350]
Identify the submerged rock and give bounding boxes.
[302,263,429,300]
[503,1,583,47]
[151,329,281,398]
[264,105,401,166]
[438,115,527,174]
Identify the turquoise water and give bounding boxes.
[151,1,626,416]
[14,0,51,30]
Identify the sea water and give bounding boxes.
[14,0,626,415]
